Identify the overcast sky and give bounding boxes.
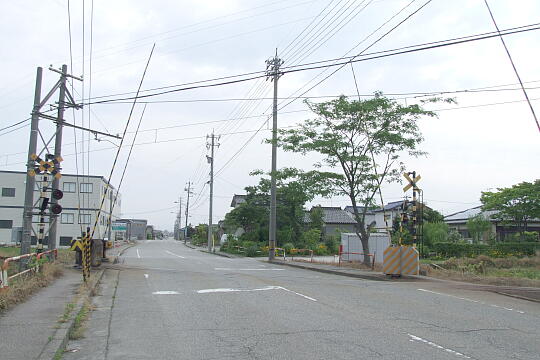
[1,0,539,231]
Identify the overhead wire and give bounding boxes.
[483,0,539,133]
[89,44,155,240]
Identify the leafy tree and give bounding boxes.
[308,206,325,232]
[481,180,540,238]
[423,222,448,247]
[423,207,444,223]
[224,168,316,245]
[278,94,440,265]
[466,214,491,243]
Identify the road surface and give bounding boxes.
[64,239,540,360]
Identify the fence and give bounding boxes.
[338,245,376,269]
[0,249,57,289]
[288,249,314,262]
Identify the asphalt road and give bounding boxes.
[64,239,540,360]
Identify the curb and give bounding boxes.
[269,260,390,281]
[111,243,136,264]
[37,269,106,360]
[183,243,197,250]
[200,249,237,258]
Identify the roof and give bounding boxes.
[305,207,357,225]
[230,194,247,207]
[444,206,498,223]
[0,170,116,189]
[344,206,375,215]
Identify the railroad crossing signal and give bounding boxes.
[28,153,63,179]
[403,172,421,192]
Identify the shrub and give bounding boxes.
[432,242,540,258]
[324,236,340,255]
[283,243,295,253]
[245,245,259,257]
[314,244,328,256]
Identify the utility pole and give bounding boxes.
[21,67,43,257]
[176,197,182,240]
[48,64,68,250]
[20,65,118,260]
[265,50,284,261]
[206,133,220,252]
[184,181,193,244]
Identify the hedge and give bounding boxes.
[432,242,540,258]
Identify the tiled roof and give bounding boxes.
[444,206,498,223]
[306,207,357,224]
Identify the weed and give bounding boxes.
[69,302,91,340]
[59,303,75,323]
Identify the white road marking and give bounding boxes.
[196,286,317,302]
[408,334,471,359]
[144,274,149,279]
[197,286,278,294]
[136,249,141,259]
[214,268,284,271]
[166,250,186,259]
[417,288,525,314]
[278,286,318,302]
[152,291,179,295]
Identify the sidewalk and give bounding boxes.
[0,242,133,360]
[0,269,81,360]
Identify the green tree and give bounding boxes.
[466,214,491,243]
[277,94,440,265]
[481,180,540,238]
[308,206,325,232]
[423,222,448,247]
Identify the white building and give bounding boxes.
[0,170,121,247]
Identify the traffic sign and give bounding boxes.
[403,173,421,192]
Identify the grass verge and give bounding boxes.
[69,301,92,340]
[0,262,64,312]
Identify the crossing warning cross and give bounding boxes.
[403,172,421,192]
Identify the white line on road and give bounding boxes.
[197,286,278,294]
[166,250,186,259]
[144,274,149,279]
[152,291,179,295]
[196,286,317,302]
[214,268,284,271]
[136,249,141,259]
[278,286,318,302]
[417,288,525,314]
[408,334,471,359]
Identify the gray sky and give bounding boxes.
[1,0,539,231]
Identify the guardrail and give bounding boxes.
[338,246,375,270]
[289,249,314,262]
[275,247,286,260]
[0,250,58,289]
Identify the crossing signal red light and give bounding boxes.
[51,204,63,215]
[52,189,63,200]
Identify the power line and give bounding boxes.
[483,0,539,133]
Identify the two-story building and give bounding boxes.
[0,170,121,247]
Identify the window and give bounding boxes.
[61,213,74,224]
[2,188,15,197]
[0,220,13,229]
[79,214,91,224]
[63,182,76,193]
[80,183,93,193]
[59,236,72,246]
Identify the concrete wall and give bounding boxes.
[340,232,390,264]
[0,171,121,246]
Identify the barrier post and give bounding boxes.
[338,245,343,267]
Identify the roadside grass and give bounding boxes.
[0,246,21,259]
[69,301,92,340]
[0,262,64,312]
[422,254,540,287]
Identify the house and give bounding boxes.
[305,206,357,238]
[344,200,405,230]
[115,219,147,240]
[444,206,540,241]
[230,194,247,208]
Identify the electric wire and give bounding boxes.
[483,0,540,133]
[89,44,155,240]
